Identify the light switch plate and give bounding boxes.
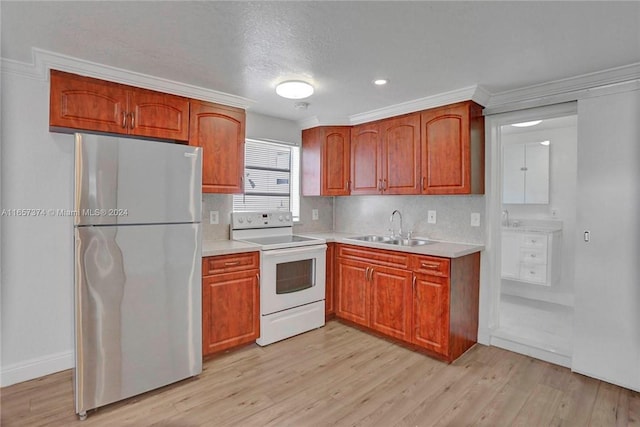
[209,210,219,225]
[471,212,481,227]
[427,210,436,224]
[312,209,319,220]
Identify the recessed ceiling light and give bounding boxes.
[275,81,314,99]
[373,79,389,86]
[511,120,542,128]
[540,140,550,146]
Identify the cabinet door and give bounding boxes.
[524,143,550,203]
[322,127,351,195]
[350,123,381,194]
[336,258,369,326]
[502,143,525,203]
[413,273,450,356]
[369,265,413,341]
[380,114,421,194]
[421,101,483,194]
[325,243,336,316]
[500,232,521,279]
[189,100,245,193]
[129,89,190,141]
[50,70,129,134]
[202,269,259,355]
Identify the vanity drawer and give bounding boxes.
[203,252,259,276]
[520,249,547,265]
[519,264,547,285]
[521,234,548,250]
[410,255,450,277]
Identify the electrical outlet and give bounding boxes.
[551,208,558,218]
[427,210,436,224]
[312,209,319,220]
[209,210,219,225]
[471,212,481,227]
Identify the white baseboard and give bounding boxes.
[490,332,572,368]
[1,351,74,387]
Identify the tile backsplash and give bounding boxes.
[334,195,485,244]
[203,193,484,244]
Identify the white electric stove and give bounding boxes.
[231,211,327,346]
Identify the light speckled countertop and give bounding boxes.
[203,231,483,259]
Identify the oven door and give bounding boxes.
[260,244,327,315]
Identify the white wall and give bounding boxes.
[1,71,76,386]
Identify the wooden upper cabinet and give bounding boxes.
[350,123,381,195]
[420,101,484,194]
[49,70,189,141]
[189,100,246,194]
[302,126,351,196]
[380,113,421,195]
[128,88,190,140]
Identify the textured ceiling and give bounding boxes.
[2,1,639,123]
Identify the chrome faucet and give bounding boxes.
[502,209,510,227]
[389,210,403,238]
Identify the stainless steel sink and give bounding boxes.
[347,235,393,243]
[347,235,435,246]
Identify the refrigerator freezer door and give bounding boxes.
[74,223,202,415]
[75,134,202,226]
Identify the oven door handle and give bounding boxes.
[261,244,327,258]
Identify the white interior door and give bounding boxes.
[572,89,640,392]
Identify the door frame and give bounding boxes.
[478,102,577,345]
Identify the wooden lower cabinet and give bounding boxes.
[202,252,259,356]
[325,243,336,317]
[335,244,480,363]
[369,265,413,341]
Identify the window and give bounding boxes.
[233,139,301,221]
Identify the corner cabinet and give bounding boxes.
[302,126,351,196]
[202,252,260,356]
[49,70,190,141]
[420,101,484,194]
[189,100,246,194]
[335,244,480,362]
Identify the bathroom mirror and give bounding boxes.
[502,141,550,204]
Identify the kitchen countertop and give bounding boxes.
[298,231,484,258]
[203,232,483,259]
[202,239,260,257]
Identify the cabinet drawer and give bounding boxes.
[519,264,547,284]
[203,252,259,276]
[520,249,546,265]
[410,255,450,277]
[337,244,409,269]
[521,234,547,250]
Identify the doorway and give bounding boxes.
[484,103,578,367]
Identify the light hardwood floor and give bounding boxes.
[2,321,638,426]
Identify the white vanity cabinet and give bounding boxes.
[501,228,561,286]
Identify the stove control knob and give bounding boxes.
[285,214,291,221]
[238,217,244,224]
[247,216,253,223]
[278,215,284,221]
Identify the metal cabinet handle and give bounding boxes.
[383,179,387,190]
[256,273,260,285]
[365,267,370,281]
[412,275,417,290]
[368,267,374,281]
[422,177,426,191]
[378,179,383,191]
[129,112,135,129]
[121,111,127,128]
[224,261,241,266]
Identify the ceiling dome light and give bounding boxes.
[511,120,542,128]
[540,140,550,146]
[373,79,389,85]
[276,81,314,99]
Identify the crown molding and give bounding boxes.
[484,62,640,114]
[0,48,255,109]
[348,85,487,125]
